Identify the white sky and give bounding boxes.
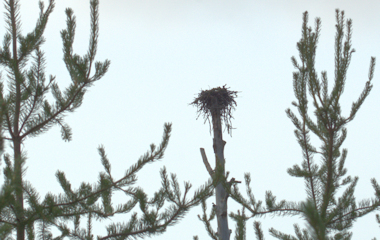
[1,0,379,239]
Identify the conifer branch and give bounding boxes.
[253,221,265,240]
[0,1,213,239]
[16,0,110,141]
[271,9,379,239]
[197,199,218,240]
[230,208,249,240]
[7,123,214,239]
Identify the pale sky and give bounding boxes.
[1,0,379,239]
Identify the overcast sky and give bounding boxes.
[1,0,379,239]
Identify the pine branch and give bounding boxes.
[8,123,214,239]
[230,208,248,240]
[253,221,265,240]
[197,199,218,240]
[279,9,378,238]
[17,0,110,141]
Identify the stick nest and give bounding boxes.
[191,85,238,135]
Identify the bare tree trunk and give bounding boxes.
[211,109,230,240]
[192,85,237,240]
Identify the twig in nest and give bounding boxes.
[191,85,238,135]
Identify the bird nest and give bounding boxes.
[191,85,238,135]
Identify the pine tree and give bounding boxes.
[0,0,213,239]
[192,10,380,240]
[268,9,380,239]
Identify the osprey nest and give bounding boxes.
[191,85,238,135]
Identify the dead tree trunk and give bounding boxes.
[211,108,230,240]
[192,85,238,240]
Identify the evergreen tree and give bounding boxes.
[0,0,213,239]
[268,9,380,239]
[192,10,380,240]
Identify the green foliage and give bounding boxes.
[40,123,212,239]
[268,9,379,239]
[372,179,380,239]
[0,0,214,239]
[253,221,265,240]
[230,208,249,240]
[196,199,218,240]
[194,9,380,240]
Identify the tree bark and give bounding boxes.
[211,109,230,240]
